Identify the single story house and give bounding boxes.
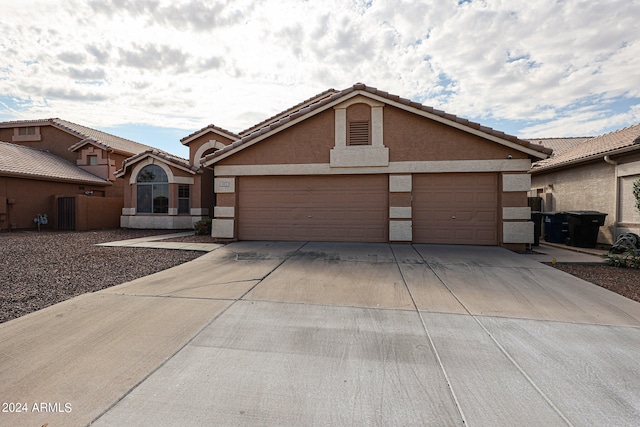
[201,83,551,251]
[0,118,155,231]
[530,123,640,245]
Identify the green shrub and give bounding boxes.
[194,218,212,235]
[603,249,640,269]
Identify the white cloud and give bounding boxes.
[0,0,639,142]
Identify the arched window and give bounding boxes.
[136,165,169,213]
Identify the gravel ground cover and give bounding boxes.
[0,229,203,323]
[547,263,640,303]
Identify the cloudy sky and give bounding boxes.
[1,0,639,158]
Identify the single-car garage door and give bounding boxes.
[413,173,498,245]
[238,175,388,242]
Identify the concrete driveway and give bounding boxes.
[2,242,640,426]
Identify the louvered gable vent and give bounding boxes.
[348,121,370,145]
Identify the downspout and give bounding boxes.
[604,155,619,239]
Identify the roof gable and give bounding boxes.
[180,124,240,146]
[114,149,200,178]
[202,83,551,167]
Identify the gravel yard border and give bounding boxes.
[1,229,203,323]
[2,230,639,323]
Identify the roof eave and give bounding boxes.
[0,170,112,185]
[531,143,640,174]
[180,126,240,145]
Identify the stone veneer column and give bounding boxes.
[211,177,236,239]
[501,173,533,246]
[389,174,412,242]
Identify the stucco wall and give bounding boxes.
[218,110,335,166]
[74,195,123,230]
[0,176,111,230]
[531,160,616,244]
[384,106,527,162]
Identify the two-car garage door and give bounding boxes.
[237,173,498,245]
[238,175,388,242]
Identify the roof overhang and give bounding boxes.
[531,143,640,174]
[180,126,240,146]
[115,150,200,178]
[203,89,550,168]
[0,170,111,186]
[68,138,112,153]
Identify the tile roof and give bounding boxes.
[526,137,593,157]
[114,149,200,178]
[238,88,340,136]
[180,124,240,145]
[0,140,110,184]
[203,83,551,165]
[531,124,640,172]
[0,118,154,155]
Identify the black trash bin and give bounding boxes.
[566,211,607,248]
[531,211,542,246]
[542,212,568,243]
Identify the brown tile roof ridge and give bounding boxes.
[238,88,340,136]
[115,149,200,177]
[180,123,240,144]
[531,123,640,172]
[204,83,551,163]
[0,140,110,184]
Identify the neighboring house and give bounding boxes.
[201,83,551,251]
[0,118,153,231]
[530,124,640,244]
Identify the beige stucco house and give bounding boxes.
[530,124,640,244]
[201,83,551,250]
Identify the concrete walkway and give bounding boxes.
[95,231,223,252]
[1,242,638,426]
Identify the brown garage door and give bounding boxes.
[238,175,388,242]
[413,173,498,245]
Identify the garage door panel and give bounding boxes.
[239,175,388,242]
[413,173,498,245]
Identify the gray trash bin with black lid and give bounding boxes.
[566,211,607,248]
